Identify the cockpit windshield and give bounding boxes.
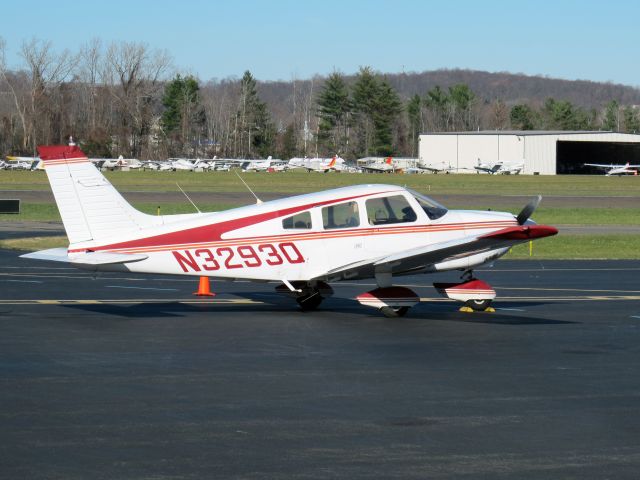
[408,189,448,220]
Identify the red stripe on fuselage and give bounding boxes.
[67,219,517,254]
[82,191,393,253]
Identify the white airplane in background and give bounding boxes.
[361,156,396,173]
[288,156,345,172]
[96,155,141,170]
[418,162,460,174]
[241,156,284,172]
[23,143,557,317]
[475,160,524,175]
[5,156,39,170]
[584,162,640,176]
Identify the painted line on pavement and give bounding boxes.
[105,285,180,291]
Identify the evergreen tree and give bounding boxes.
[510,104,536,130]
[425,85,449,131]
[316,72,351,155]
[541,98,592,130]
[352,66,380,156]
[623,106,640,133]
[448,84,476,130]
[161,74,203,154]
[371,80,402,156]
[236,70,274,157]
[280,123,297,159]
[406,94,422,155]
[602,100,619,131]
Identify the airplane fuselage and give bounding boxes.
[67,185,517,281]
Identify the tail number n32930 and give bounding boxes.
[172,242,305,273]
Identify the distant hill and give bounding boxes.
[252,69,640,124]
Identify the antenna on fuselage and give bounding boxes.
[176,183,202,213]
[234,170,263,204]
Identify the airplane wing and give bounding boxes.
[584,163,615,168]
[319,225,557,281]
[21,248,148,265]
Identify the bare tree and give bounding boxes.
[18,38,76,151]
[104,41,172,157]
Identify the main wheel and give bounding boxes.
[380,306,409,318]
[297,292,323,311]
[465,299,492,311]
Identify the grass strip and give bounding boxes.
[2,170,640,196]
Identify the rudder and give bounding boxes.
[38,145,156,244]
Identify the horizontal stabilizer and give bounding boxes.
[20,248,70,263]
[69,251,148,265]
[21,248,148,265]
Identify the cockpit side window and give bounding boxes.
[282,211,312,229]
[408,189,448,220]
[322,201,360,229]
[366,195,417,225]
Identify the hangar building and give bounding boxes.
[418,131,640,174]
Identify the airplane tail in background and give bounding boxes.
[38,145,157,244]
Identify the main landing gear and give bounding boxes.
[275,281,334,311]
[433,270,496,312]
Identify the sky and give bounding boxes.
[3,0,640,87]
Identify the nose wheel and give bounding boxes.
[464,298,493,311]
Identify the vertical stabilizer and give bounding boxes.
[38,145,155,244]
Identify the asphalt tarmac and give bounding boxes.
[2,250,640,479]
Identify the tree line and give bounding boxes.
[1,37,640,160]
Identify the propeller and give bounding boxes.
[516,195,542,225]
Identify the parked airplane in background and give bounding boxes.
[584,162,640,176]
[96,155,142,170]
[474,160,524,175]
[288,156,345,172]
[361,156,395,173]
[5,156,40,170]
[23,143,557,317]
[418,162,460,174]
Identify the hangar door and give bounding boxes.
[556,141,640,174]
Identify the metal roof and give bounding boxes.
[419,130,640,137]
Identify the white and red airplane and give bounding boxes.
[584,162,640,176]
[22,144,558,317]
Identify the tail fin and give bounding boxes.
[38,145,156,244]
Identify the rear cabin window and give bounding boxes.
[366,195,417,225]
[322,201,360,229]
[282,211,312,229]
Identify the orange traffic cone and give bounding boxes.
[193,276,215,296]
